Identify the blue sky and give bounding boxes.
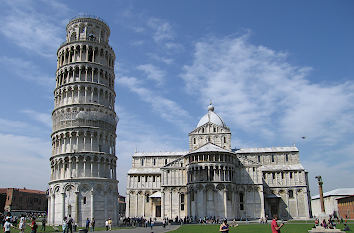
[0,0,353,196]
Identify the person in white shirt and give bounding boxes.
[3,218,14,233]
[19,215,26,233]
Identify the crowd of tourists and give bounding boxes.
[0,213,43,233]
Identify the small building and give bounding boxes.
[337,195,354,219]
[0,188,47,215]
[118,195,126,218]
[311,188,354,217]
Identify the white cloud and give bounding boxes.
[181,35,354,145]
[147,53,174,65]
[117,76,191,131]
[181,34,354,194]
[137,64,166,85]
[0,56,54,87]
[0,0,69,57]
[0,133,51,190]
[116,106,185,194]
[147,18,174,43]
[22,109,52,128]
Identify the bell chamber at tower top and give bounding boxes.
[65,17,110,44]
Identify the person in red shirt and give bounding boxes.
[271,215,284,233]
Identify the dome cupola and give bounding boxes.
[196,103,226,128]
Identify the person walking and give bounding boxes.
[62,217,67,233]
[271,215,284,233]
[30,217,38,233]
[67,215,73,233]
[105,219,109,231]
[108,218,112,231]
[85,218,90,231]
[90,218,95,232]
[19,215,26,233]
[219,220,229,233]
[41,218,46,232]
[3,217,14,233]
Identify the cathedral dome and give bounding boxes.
[196,104,226,128]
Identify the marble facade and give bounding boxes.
[48,16,119,227]
[126,104,311,220]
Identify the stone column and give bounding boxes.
[47,196,51,224]
[76,158,79,178]
[142,194,145,217]
[97,160,100,177]
[136,193,139,217]
[83,132,86,151]
[259,186,265,218]
[223,189,227,219]
[69,133,73,152]
[178,192,181,218]
[62,193,66,219]
[104,192,107,219]
[126,193,130,217]
[295,190,299,217]
[161,191,165,218]
[69,158,72,178]
[75,192,79,225]
[203,189,207,217]
[91,190,94,219]
[90,134,93,151]
[52,194,55,225]
[187,190,191,217]
[90,158,93,177]
[316,176,325,213]
[170,190,173,218]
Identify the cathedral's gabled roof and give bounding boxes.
[236,146,299,153]
[196,104,226,128]
[191,143,230,153]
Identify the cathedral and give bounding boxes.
[126,104,311,220]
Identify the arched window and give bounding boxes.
[239,193,244,210]
[165,159,168,165]
[288,190,294,198]
[258,155,261,162]
[141,158,144,166]
[70,32,77,42]
[83,197,86,204]
[224,137,226,143]
[202,128,205,133]
[193,138,196,144]
[285,154,289,162]
[271,155,275,162]
[153,159,156,166]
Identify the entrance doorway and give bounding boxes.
[155,205,161,217]
[270,198,279,217]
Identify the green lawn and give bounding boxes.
[7,225,133,233]
[169,223,354,233]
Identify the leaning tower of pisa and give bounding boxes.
[48,16,119,227]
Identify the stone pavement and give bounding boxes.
[108,225,180,233]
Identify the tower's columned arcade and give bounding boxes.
[48,16,119,227]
